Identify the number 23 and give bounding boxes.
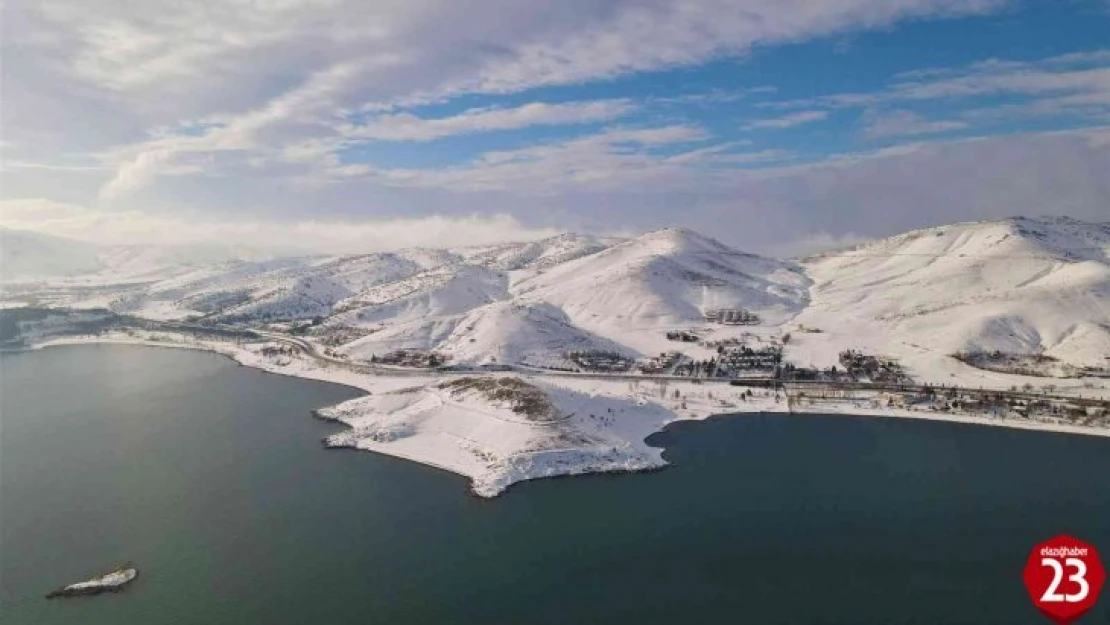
[1041,557,1090,603]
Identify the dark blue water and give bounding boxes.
[3,345,1108,624]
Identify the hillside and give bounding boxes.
[0,228,293,285]
[512,228,810,354]
[794,216,1110,372]
[0,229,104,279]
[4,217,1107,380]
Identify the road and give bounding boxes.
[158,321,1109,410]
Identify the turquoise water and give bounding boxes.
[3,344,1108,624]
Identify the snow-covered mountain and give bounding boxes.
[0,229,294,284]
[1,229,105,279]
[795,216,1110,369]
[456,233,613,271]
[511,228,809,354]
[5,217,1108,377]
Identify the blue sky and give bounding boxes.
[2,0,1108,254]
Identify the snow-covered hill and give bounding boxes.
[795,216,1110,372]
[1,229,105,279]
[512,228,810,354]
[0,229,293,284]
[6,217,1108,379]
[457,233,612,271]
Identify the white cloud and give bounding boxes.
[768,232,875,258]
[0,198,562,253]
[344,99,634,142]
[320,124,714,191]
[774,49,1110,116]
[5,126,1107,256]
[863,109,968,138]
[651,88,775,106]
[8,0,1010,180]
[8,0,1107,258]
[891,66,1110,102]
[96,60,369,198]
[463,0,1006,96]
[741,110,829,130]
[99,148,179,199]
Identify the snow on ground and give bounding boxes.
[11,218,1107,383]
[316,372,761,496]
[511,228,810,355]
[63,568,137,591]
[797,216,1110,370]
[7,217,1110,496]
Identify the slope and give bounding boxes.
[0,229,105,280]
[795,216,1110,371]
[511,227,810,353]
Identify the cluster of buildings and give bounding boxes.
[838,350,907,383]
[876,389,1106,424]
[715,344,783,374]
[637,351,684,374]
[567,349,634,372]
[260,343,296,357]
[371,349,445,368]
[703,308,761,325]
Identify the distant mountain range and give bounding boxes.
[3,217,1108,375]
[0,228,286,282]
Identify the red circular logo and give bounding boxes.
[1023,535,1105,624]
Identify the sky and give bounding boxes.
[2,0,1109,256]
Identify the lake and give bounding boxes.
[2,344,1108,624]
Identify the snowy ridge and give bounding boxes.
[510,228,810,356]
[5,217,1108,378]
[457,233,612,271]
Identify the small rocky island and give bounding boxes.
[46,565,138,599]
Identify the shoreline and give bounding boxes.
[774,403,1110,439]
[8,335,1109,497]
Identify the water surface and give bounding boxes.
[3,345,1108,624]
